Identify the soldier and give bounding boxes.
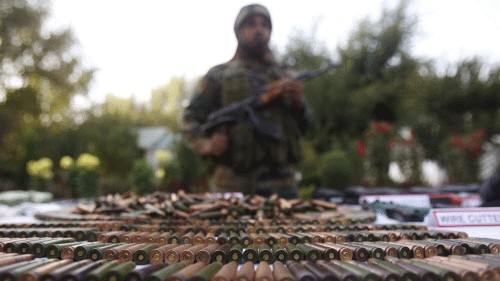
[181,4,311,198]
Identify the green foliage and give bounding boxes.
[320,148,353,190]
[129,159,155,195]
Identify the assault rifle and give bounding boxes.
[200,61,339,140]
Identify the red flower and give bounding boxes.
[373,122,392,134]
[470,130,486,142]
[356,140,366,156]
[467,143,482,158]
[451,136,465,148]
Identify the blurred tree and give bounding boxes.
[150,76,187,131]
[0,0,94,184]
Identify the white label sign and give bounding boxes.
[430,208,500,227]
[359,194,431,208]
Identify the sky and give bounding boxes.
[48,0,500,106]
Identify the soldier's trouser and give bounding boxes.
[211,165,299,199]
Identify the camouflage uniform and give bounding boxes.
[181,4,311,198]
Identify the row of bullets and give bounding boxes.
[0,252,499,281]
[1,225,465,245]
[0,223,423,236]
[2,236,499,264]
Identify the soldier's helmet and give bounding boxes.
[234,4,272,34]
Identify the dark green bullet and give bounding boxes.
[227,244,243,263]
[243,244,258,263]
[105,261,136,281]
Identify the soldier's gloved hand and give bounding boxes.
[208,127,228,156]
[261,77,304,107]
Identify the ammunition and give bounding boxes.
[387,241,425,259]
[120,232,139,244]
[235,261,255,281]
[164,244,193,264]
[124,263,166,281]
[31,238,77,258]
[145,232,162,244]
[118,243,149,263]
[167,261,206,281]
[180,231,195,244]
[302,260,337,281]
[453,239,491,254]
[316,243,353,261]
[350,242,385,260]
[155,232,172,245]
[285,260,317,281]
[195,244,221,264]
[149,244,178,264]
[243,244,259,263]
[88,244,123,261]
[416,258,481,281]
[262,233,278,246]
[376,242,412,259]
[427,256,496,281]
[98,231,125,243]
[83,260,120,281]
[86,231,103,242]
[134,243,160,265]
[227,244,243,263]
[45,241,82,259]
[190,261,223,281]
[330,260,380,281]
[145,262,187,281]
[254,261,273,281]
[285,243,305,262]
[39,259,93,281]
[402,259,460,281]
[269,233,290,247]
[216,232,229,245]
[293,233,312,243]
[0,253,20,261]
[103,244,133,261]
[258,243,275,263]
[18,259,73,281]
[250,233,265,246]
[316,260,360,281]
[367,258,419,281]
[104,261,136,281]
[286,233,301,245]
[3,237,49,254]
[16,237,55,254]
[193,232,206,245]
[384,256,439,281]
[180,244,206,264]
[205,232,216,244]
[336,243,369,262]
[273,261,295,281]
[239,231,252,247]
[296,243,321,262]
[210,262,237,281]
[324,232,347,243]
[272,244,289,262]
[212,244,230,263]
[396,240,438,258]
[460,237,500,253]
[0,254,34,267]
[346,260,400,281]
[168,232,182,244]
[73,242,108,261]
[0,259,56,281]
